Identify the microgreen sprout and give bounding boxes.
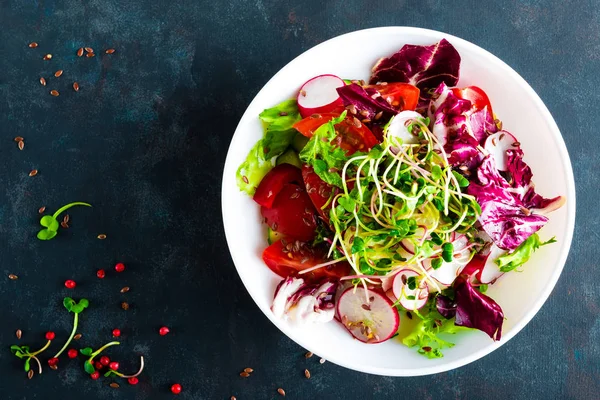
[80,342,120,374]
[52,297,89,359]
[103,356,145,379]
[37,202,91,240]
[10,334,54,376]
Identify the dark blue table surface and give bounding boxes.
[0,1,596,399]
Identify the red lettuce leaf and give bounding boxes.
[336,83,398,121]
[467,156,548,250]
[506,148,565,212]
[436,295,457,319]
[453,275,504,340]
[370,39,460,105]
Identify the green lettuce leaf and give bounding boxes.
[402,308,471,359]
[236,100,301,194]
[299,112,350,187]
[495,233,556,273]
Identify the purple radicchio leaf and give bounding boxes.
[427,83,472,147]
[336,83,398,121]
[468,106,498,142]
[370,39,460,106]
[453,275,504,341]
[505,148,565,213]
[436,295,457,319]
[467,156,549,250]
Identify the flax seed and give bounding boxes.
[121,302,129,310]
[109,383,120,388]
[60,221,69,229]
[84,47,94,53]
[40,77,46,86]
[16,329,22,339]
[374,111,383,120]
[97,234,107,239]
[304,369,311,379]
[54,70,63,77]
[43,54,52,60]
[28,42,38,48]
[239,372,250,378]
[353,117,362,128]
[18,141,24,150]
[277,388,286,396]
[105,48,116,54]
[120,286,130,293]
[29,169,38,177]
[77,48,84,57]
[50,90,59,96]
[86,53,95,58]
[73,82,79,92]
[49,364,58,370]
[299,90,306,97]
[38,206,46,214]
[28,370,34,379]
[305,351,313,358]
[14,136,23,142]
[73,333,82,340]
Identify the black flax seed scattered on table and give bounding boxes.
[73,333,82,340]
[305,351,313,358]
[304,369,311,379]
[105,48,116,54]
[239,371,250,378]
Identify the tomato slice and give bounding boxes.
[261,183,317,241]
[263,239,351,281]
[293,113,379,154]
[253,164,303,208]
[301,164,337,224]
[451,86,493,115]
[367,82,420,111]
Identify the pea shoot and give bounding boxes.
[37,202,91,240]
[51,297,89,360]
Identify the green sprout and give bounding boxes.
[52,297,89,359]
[37,202,92,240]
[10,339,52,376]
[80,342,121,374]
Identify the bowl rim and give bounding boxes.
[221,26,576,376]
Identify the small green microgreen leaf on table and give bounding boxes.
[10,336,53,377]
[37,202,91,240]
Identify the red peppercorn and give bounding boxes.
[100,356,110,366]
[90,371,100,380]
[171,384,182,394]
[128,377,139,385]
[47,357,59,366]
[109,361,119,371]
[95,361,104,370]
[45,331,56,340]
[114,262,125,272]
[64,279,76,289]
[97,269,106,279]
[112,328,121,337]
[67,349,78,359]
[159,326,170,336]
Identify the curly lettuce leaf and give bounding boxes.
[237,100,301,194]
[299,112,350,187]
[495,233,556,273]
[402,308,471,359]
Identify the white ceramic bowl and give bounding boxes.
[221,27,576,376]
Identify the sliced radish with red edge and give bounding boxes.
[336,286,399,343]
[297,75,345,118]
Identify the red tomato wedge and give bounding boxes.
[263,239,351,281]
[367,82,420,111]
[451,86,493,115]
[253,164,303,208]
[261,183,317,241]
[293,113,379,154]
[301,164,337,224]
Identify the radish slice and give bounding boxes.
[337,287,399,343]
[484,130,518,171]
[424,235,472,285]
[385,111,423,144]
[392,269,429,310]
[297,75,345,118]
[479,244,506,284]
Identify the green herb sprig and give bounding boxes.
[37,202,92,240]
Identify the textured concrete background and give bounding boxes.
[0,0,596,399]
